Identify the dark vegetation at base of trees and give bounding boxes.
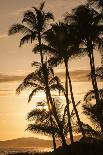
[8,0,103,153]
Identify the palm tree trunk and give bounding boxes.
[47,88,67,149]
[38,33,56,150]
[45,93,56,151]
[51,120,56,151]
[64,61,74,144]
[38,32,44,65]
[66,61,85,138]
[87,40,100,104]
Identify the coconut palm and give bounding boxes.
[83,63,103,132]
[33,22,86,142]
[83,101,103,134]
[27,101,57,150]
[16,62,67,148]
[65,5,103,105]
[27,99,68,150]
[8,1,54,64]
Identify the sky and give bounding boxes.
[0,0,102,141]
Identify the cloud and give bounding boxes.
[56,70,90,82]
[0,74,25,83]
[0,70,90,84]
[0,34,8,39]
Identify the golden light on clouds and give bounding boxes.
[0,0,102,141]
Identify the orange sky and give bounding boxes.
[0,0,102,141]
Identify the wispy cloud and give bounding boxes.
[0,34,8,39]
[0,74,25,83]
[0,70,90,84]
[56,70,90,82]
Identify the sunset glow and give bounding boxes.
[0,0,102,143]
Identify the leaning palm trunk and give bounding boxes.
[87,40,100,104]
[46,87,67,149]
[64,61,74,144]
[85,40,103,132]
[51,121,56,151]
[46,92,56,151]
[66,61,85,138]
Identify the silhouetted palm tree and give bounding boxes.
[83,101,103,134]
[8,1,54,64]
[33,22,86,141]
[27,101,57,150]
[75,122,101,138]
[16,62,67,148]
[27,99,68,150]
[83,63,103,132]
[65,5,103,105]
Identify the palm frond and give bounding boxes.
[28,86,45,102]
[40,1,45,10]
[48,56,63,67]
[26,124,59,137]
[32,44,56,54]
[27,108,49,122]
[95,66,103,79]
[19,33,36,47]
[8,24,32,35]
[45,12,54,21]
[75,122,101,138]
[84,89,103,102]
[83,102,103,129]
[88,0,103,9]
[31,61,41,67]
[22,10,36,28]
[16,83,24,95]
[36,101,46,107]
[49,76,60,85]
[84,90,95,102]
[50,84,64,93]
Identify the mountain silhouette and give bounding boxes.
[0,136,81,152]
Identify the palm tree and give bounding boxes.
[27,99,68,150]
[8,1,54,65]
[16,62,67,148]
[65,5,103,105]
[83,64,103,132]
[27,101,57,151]
[33,22,86,142]
[83,101,103,134]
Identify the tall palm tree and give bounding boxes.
[34,22,86,142]
[8,1,54,64]
[8,2,68,149]
[16,63,67,148]
[65,5,103,105]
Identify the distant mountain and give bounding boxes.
[0,135,81,152]
[0,137,50,147]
